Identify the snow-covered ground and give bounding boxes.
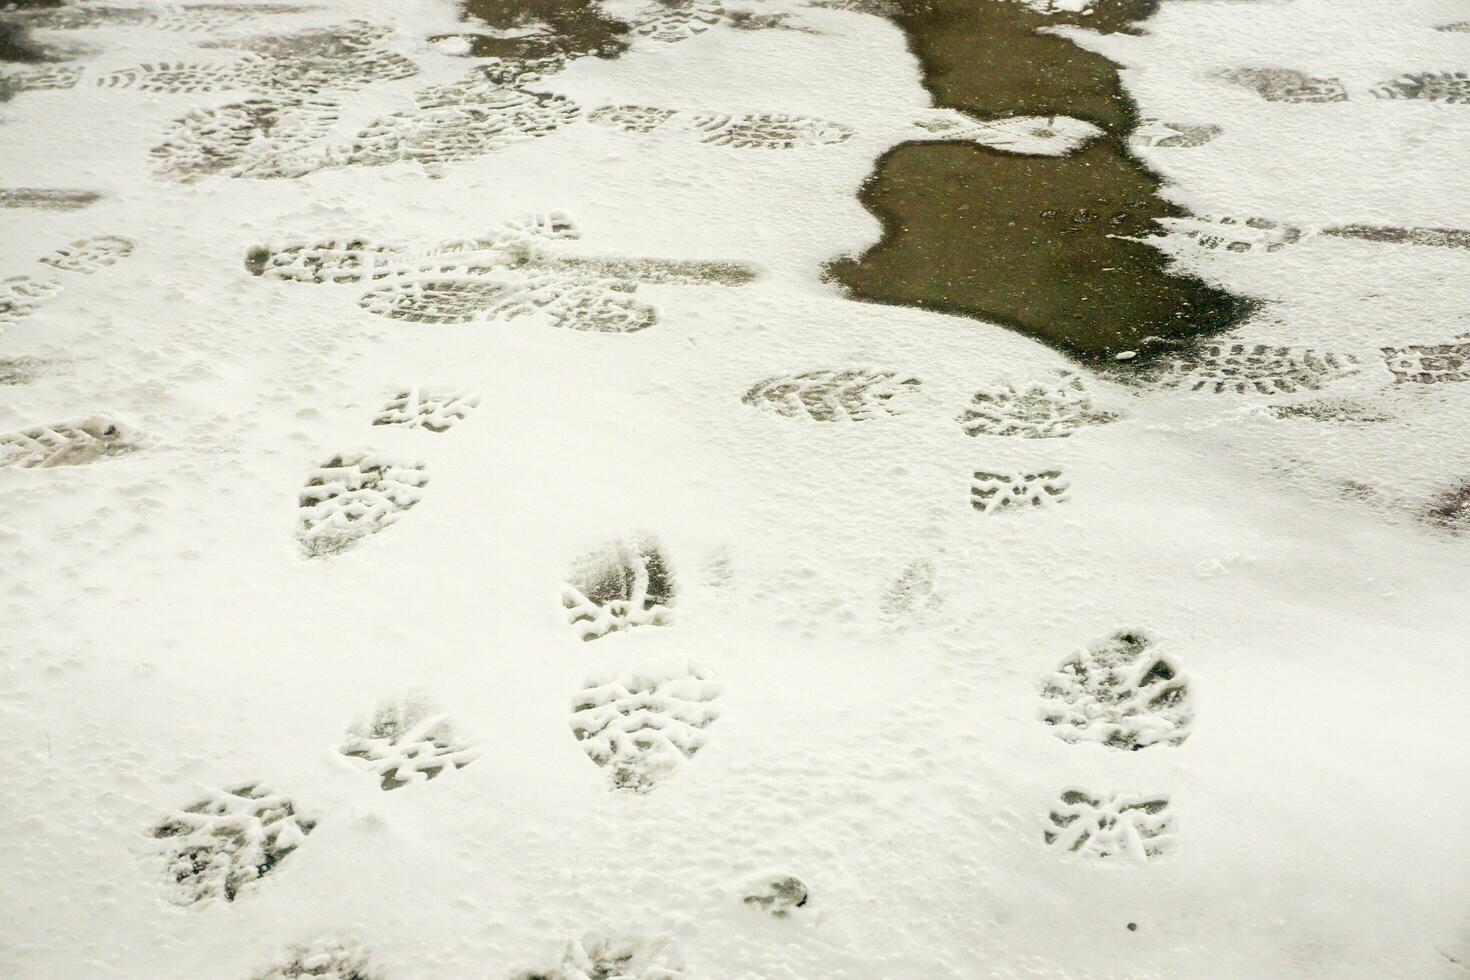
[1,1,1467,977]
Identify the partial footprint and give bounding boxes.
[151,784,316,905]
[1372,72,1470,103]
[878,559,942,623]
[1382,342,1470,384]
[358,276,656,332]
[562,535,675,641]
[959,370,1118,438]
[569,661,721,793]
[1322,225,1470,249]
[0,276,62,329]
[0,357,43,386]
[0,415,144,468]
[521,937,686,979]
[373,386,480,432]
[1219,67,1348,103]
[253,939,382,980]
[1039,629,1193,750]
[1130,119,1222,148]
[589,104,853,148]
[339,696,480,791]
[296,453,427,558]
[1153,343,1359,395]
[0,188,100,211]
[913,112,1102,155]
[743,875,810,917]
[1044,790,1175,861]
[0,65,82,94]
[38,235,135,274]
[1424,481,1470,534]
[742,369,921,422]
[1157,215,1305,253]
[1268,397,1393,424]
[970,469,1070,513]
[627,0,725,42]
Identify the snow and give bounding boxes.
[0,0,1467,977]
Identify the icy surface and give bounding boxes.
[1,0,1468,977]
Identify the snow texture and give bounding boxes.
[1,0,1468,977]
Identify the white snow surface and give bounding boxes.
[1,0,1468,978]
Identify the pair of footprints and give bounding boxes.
[561,537,721,795]
[150,700,476,908]
[1220,67,1470,104]
[249,211,754,333]
[295,386,478,559]
[1,234,135,331]
[1040,629,1192,862]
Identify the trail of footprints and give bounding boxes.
[11,8,1447,967]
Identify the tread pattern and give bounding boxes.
[0,276,61,329]
[959,371,1118,438]
[1382,342,1470,384]
[1220,68,1348,103]
[1158,215,1304,253]
[372,386,481,431]
[589,104,854,148]
[742,369,922,422]
[0,415,143,468]
[38,235,135,274]
[151,784,316,905]
[1155,343,1359,394]
[569,663,721,793]
[1039,629,1192,751]
[1044,790,1175,861]
[970,469,1070,513]
[1372,72,1470,103]
[297,453,428,558]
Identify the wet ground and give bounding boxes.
[827,0,1251,362]
[431,0,630,63]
